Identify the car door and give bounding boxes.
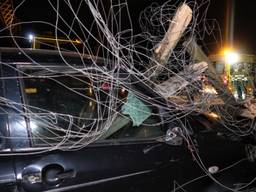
[11,64,186,192]
[13,134,185,192]
[174,115,256,192]
[0,64,24,192]
[0,144,16,192]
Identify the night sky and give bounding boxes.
[7,0,256,54]
[233,0,256,54]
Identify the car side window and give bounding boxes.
[21,68,164,146]
[21,69,96,145]
[0,67,10,150]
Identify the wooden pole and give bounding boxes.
[148,3,192,80]
[184,39,238,110]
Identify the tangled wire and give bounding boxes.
[0,0,255,191]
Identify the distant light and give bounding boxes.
[88,87,93,95]
[120,87,126,94]
[206,112,220,119]
[223,75,228,85]
[202,86,217,94]
[224,50,240,64]
[75,39,81,44]
[27,33,34,42]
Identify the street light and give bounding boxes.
[224,50,240,64]
[27,33,34,43]
[223,49,240,90]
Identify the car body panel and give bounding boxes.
[14,141,185,192]
[0,48,255,192]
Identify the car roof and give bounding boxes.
[0,47,109,67]
[0,47,168,107]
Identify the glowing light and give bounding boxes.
[89,87,93,95]
[202,87,217,94]
[224,50,240,64]
[28,33,34,42]
[120,87,126,94]
[206,112,220,119]
[75,39,81,44]
[223,76,228,85]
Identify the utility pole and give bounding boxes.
[225,0,235,47]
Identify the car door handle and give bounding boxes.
[23,165,76,186]
[43,165,76,186]
[55,170,76,180]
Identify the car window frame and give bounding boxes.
[17,64,166,149]
[17,65,95,147]
[0,63,32,150]
[0,64,12,152]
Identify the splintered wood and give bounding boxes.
[155,62,208,98]
[151,3,192,79]
[150,3,256,119]
[151,4,208,99]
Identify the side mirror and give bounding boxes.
[164,127,183,146]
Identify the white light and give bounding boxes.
[225,51,240,64]
[202,86,217,94]
[28,33,34,42]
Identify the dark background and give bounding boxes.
[2,0,256,54]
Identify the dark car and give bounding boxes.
[0,47,255,192]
